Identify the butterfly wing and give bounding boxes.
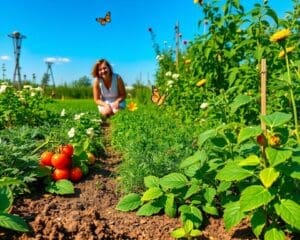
[95,11,111,26]
[151,86,165,106]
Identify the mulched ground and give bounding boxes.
[0,124,262,240]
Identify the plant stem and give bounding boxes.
[285,49,300,142]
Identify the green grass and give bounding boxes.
[47,99,99,114]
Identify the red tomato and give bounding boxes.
[51,153,71,169]
[70,167,83,182]
[59,144,74,157]
[52,168,70,181]
[256,134,267,147]
[39,151,54,166]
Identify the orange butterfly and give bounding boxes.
[151,86,165,106]
[96,11,111,26]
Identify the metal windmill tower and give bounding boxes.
[45,61,55,87]
[8,31,26,88]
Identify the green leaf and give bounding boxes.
[179,205,203,228]
[46,180,74,195]
[203,187,216,204]
[116,193,141,211]
[184,184,201,199]
[238,126,262,144]
[0,177,22,187]
[137,201,163,216]
[264,227,285,240]
[171,227,186,238]
[0,186,13,213]
[274,199,300,230]
[184,219,193,233]
[259,168,279,188]
[198,129,217,148]
[251,208,266,238]
[238,155,260,167]
[266,7,278,25]
[164,194,177,218]
[180,150,207,169]
[144,176,160,188]
[240,185,274,212]
[265,147,292,167]
[230,94,251,114]
[202,204,218,216]
[262,112,292,128]
[141,187,163,202]
[216,162,253,181]
[190,229,202,237]
[223,201,245,230]
[159,173,188,190]
[0,213,29,232]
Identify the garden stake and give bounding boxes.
[260,59,267,133]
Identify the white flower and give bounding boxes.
[34,87,43,92]
[200,102,209,109]
[156,54,164,61]
[172,73,179,80]
[165,71,172,77]
[86,127,94,136]
[23,85,32,90]
[60,109,66,117]
[74,112,85,120]
[167,80,174,86]
[0,85,7,94]
[30,92,36,97]
[68,127,75,138]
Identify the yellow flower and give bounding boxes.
[185,59,191,64]
[127,102,138,111]
[196,79,207,87]
[270,29,291,43]
[278,46,295,58]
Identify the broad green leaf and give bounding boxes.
[198,129,217,147]
[202,204,218,216]
[180,205,203,228]
[230,94,251,114]
[238,155,260,167]
[144,175,160,188]
[137,201,163,216]
[164,194,177,218]
[171,227,186,238]
[259,168,279,188]
[238,126,262,144]
[184,184,201,200]
[203,187,216,204]
[0,186,13,213]
[0,213,29,232]
[274,199,300,230]
[141,187,163,202]
[264,227,285,240]
[216,162,253,181]
[265,147,292,167]
[261,112,292,128]
[223,201,245,230]
[184,219,193,233]
[266,7,278,25]
[159,173,188,189]
[190,229,202,237]
[240,185,274,212]
[46,180,74,195]
[251,208,266,238]
[180,150,207,169]
[116,193,141,211]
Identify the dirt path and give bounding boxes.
[1,124,258,240]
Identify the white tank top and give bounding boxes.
[99,73,119,103]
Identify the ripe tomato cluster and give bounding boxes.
[39,144,83,183]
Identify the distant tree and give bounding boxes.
[41,73,50,88]
[72,76,91,87]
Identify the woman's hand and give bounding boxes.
[110,101,119,110]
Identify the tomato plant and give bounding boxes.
[39,151,54,166]
[52,168,70,181]
[87,152,96,165]
[59,144,74,157]
[51,153,71,169]
[69,167,83,182]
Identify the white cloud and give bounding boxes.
[43,57,71,64]
[0,55,11,61]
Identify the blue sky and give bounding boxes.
[0,0,295,86]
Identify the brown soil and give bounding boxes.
[0,125,260,240]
